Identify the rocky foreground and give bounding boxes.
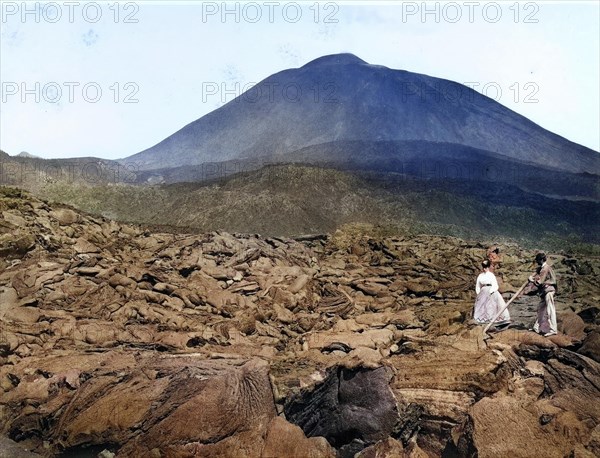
[1,186,599,457]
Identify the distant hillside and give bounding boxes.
[130,140,598,199]
[41,164,599,248]
[15,151,41,159]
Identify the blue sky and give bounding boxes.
[1,1,599,159]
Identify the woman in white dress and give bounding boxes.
[473,260,510,324]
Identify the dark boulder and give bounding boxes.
[284,366,398,457]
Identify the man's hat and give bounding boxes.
[535,252,546,262]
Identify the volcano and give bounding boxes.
[122,53,599,179]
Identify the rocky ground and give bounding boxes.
[1,186,599,457]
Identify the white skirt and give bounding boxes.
[473,286,510,323]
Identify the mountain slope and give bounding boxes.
[41,164,600,246]
[122,53,599,175]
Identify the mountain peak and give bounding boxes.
[124,53,599,176]
[301,53,368,68]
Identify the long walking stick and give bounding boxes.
[483,280,529,334]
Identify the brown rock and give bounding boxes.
[354,282,387,297]
[394,388,475,424]
[288,274,310,294]
[470,396,574,457]
[357,437,429,458]
[117,359,277,457]
[0,286,19,312]
[0,233,36,256]
[2,211,28,227]
[152,282,177,294]
[588,424,600,456]
[73,238,100,254]
[202,265,236,281]
[262,416,335,458]
[348,346,383,367]
[73,266,102,276]
[546,333,578,348]
[108,274,137,289]
[306,329,394,351]
[0,436,40,457]
[579,331,600,363]
[558,311,586,341]
[50,208,79,225]
[491,330,557,349]
[404,279,438,296]
[355,437,405,457]
[274,304,295,324]
[3,307,41,324]
[355,310,421,329]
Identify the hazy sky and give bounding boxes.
[1,1,599,159]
